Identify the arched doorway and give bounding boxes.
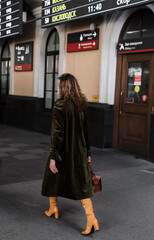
[44,28,59,109]
[114,9,154,157]
[0,42,11,103]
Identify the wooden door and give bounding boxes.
[118,53,154,156]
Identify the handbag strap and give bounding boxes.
[89,164,94,175]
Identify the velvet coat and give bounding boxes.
[41,99,94,200]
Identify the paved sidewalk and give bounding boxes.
[0,124,154,240]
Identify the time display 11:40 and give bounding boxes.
[88,3,103,13]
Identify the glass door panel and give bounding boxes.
[126,61,150,104]
[1,61,8,74]
[45,30,59,109]
[45,91,53,109]
[46,74,53,91]
[55,55,59,74]
[46,56,54,73]
[1,75,7,88]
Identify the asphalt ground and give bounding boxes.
[0,124,154,240]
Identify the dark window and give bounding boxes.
[0,42,11,103]
[44,29,59,109]
[120,10,154,40]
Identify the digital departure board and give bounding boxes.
[0,0,23,39]
[42,0,154,28]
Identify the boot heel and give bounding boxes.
[91,226,94,234]
[94,221,99,231]
[55,210,59,219]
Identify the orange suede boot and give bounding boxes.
[45,197,59,219]
[81,198,99,235]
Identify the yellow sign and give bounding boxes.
[135,86,140,92]
[92,95,99,102]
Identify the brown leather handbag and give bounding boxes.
[89,165,102,195]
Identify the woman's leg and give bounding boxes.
[45,197,59,219]
[81,198,99,235]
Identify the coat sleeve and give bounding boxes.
[84,110,91,157]
[47,101,65,161]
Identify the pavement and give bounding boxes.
[0,124,154,240]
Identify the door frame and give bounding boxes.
[113,54,123,149]
[44,28,59,110]
[113,53,154,156]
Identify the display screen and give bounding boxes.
[42,0,153,28]
[0,0,23,39]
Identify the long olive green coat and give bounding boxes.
[41,99,94,200]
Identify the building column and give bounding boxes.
[99,9,136,105]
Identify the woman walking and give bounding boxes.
[41,73,99,235]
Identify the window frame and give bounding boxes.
[44,29,59,110]
[0,41,11,103]
[119,9,154,40]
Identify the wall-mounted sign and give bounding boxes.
[14,42,33,71]
[118,37,154,54]
[41,0,153,28]
[0,0,23,39]
[67,29,99,52]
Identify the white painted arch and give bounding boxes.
[0,38,14,95]
[99,4,154,105]
[33,17,66,98]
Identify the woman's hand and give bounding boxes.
[49,159,59,174]
[87,156,92,165]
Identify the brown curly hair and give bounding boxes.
[58,73,88,112]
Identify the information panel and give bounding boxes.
[14,42,33,71]
[42,0,154,28]
[0,0,23,39]
[118,37,154,54]
[67,29,99,52]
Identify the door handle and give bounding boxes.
[120,110,123,116]
[119,91,124,116]
[120,91,124,96]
